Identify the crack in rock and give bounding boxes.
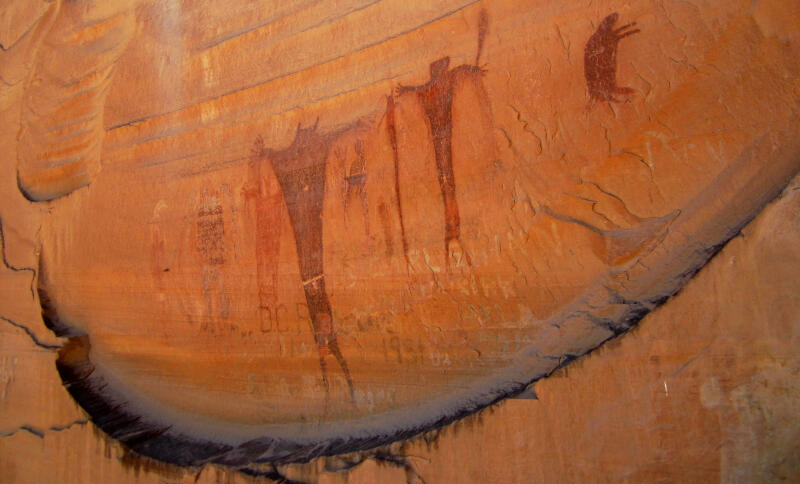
[0,315,61,350]
[0,419,87,438]
[0,217,37,299]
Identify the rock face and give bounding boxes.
[1,0,799,481]
[5,0,137,201]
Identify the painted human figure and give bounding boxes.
[195,192,231,332]
[393,9,489,268]
[341,140,369,236]
[584,12,640,108]
[395,58,487,267]
[254,121,357,401]
[243,137,284,334]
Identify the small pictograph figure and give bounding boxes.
[584,12,640,108]
[394,9,489,267]
[340,140,370,236]
[194,192,231,332]
[253,120,357,402]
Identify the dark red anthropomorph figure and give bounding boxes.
[253,120,357,402]
[394,9,489,267]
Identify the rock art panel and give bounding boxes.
[0,0,798,477]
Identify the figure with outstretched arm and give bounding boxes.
[394,10,490,268]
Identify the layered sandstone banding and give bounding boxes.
[12,0,137,201]
[1,0,799,476]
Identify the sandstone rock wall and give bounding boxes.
[2,174,798,482]
[1,0,798,482]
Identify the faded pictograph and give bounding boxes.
[339,140,370,236]
[243,138,285,337]
[195,191,232,332]
[584,12,640,108]
[385,95,411,269]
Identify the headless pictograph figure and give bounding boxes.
[385,96,411,270]
[244,137,285,334]
[584,12,640,108]
[254,120,356,402]
[395,9,489,268]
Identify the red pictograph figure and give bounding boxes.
[584,12,640,108]
[394,9,489,267]
[385,96,411,270]
[340,140,370,237]
[253,120,358,402]
[243,137,284,335]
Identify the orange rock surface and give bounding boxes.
[0,0,798,481]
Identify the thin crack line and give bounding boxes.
[0,218,37,299]
[0,315,61,350]
[0,419,87,438]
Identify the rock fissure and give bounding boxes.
[0,315,61,350]
[0,218,37,298]
[0,419,87,439]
